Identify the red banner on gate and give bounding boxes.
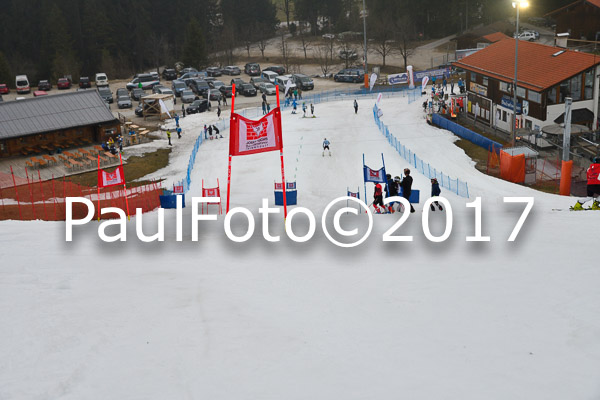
[229,108,283,156]
[98,165,125,188]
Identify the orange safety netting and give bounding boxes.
[500,150,525,183]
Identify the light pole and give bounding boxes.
[361,0,368,86]
[512,0,529,147]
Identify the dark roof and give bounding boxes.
[554,108,594,124]
[452,39,600,91]
[0,90,117,140]
[545,0,600,16]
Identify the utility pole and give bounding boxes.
[362,0,368,85]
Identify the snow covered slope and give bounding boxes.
[1,96,599,400]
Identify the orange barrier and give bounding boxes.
[559,160,573,196]
[500,150,525,183]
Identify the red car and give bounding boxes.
[0,84,8,94]
[57,77,71,89]
[33,90,48,97]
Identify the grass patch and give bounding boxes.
[66,148,171,187]
[453,138,490,172]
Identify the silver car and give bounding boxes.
[117,95,132,109]
[258,82,277,95]
[181,89,195,104]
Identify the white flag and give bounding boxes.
[421,76,429,93]
[369,73,378,91]
[159,99,172,119]
[407,65,415,89]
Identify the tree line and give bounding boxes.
[0,0,572,86]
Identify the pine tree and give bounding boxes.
[182,19,207,70]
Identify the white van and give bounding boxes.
[95,73,109,87]
[275,75,296,92]
[15,75,30,94]
[262,70,279,84]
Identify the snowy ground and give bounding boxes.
[1,95,599,399]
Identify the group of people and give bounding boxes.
[203,124,221,140]
[372,170,443,214]
[101,135,122,155]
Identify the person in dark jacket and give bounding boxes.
[400,168,415,213]
[385,174,398,213]
[430,178,443,211]
[354,99,358,114]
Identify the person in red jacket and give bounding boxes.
[373,182,384,213]
[573,157,600,210]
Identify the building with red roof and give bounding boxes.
[452,38,600,133]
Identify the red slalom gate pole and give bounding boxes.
[38,170,48,220]
[275,89,287,219]
[226,84,236,214]
[51,175,57,220]
[119,153,130,220]
[25,167,35,220]
[10,166,22,220]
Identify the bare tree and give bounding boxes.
[394,16,416,70]
[280,33,292,74]
[280,0,292,29]
[298,22,312,59]
[337,34,358,69]
[371,13,396,67]
[313,43,333,76]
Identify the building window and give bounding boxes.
[0,142,4,151]
[483,76,488,86]
[584,69,594,100]
[525,119,532,130]
[527,91,541,103]
[547,86,557,105]
[559,80,570,102]
[570,73,582,101]
[471,72,476,82]
[517,86,526,98]
[502,110,507,122]
[500,81,511,93]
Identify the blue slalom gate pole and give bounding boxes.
[363,154,367,209]
[381,153,389,197]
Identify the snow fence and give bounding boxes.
[372,104,470,198]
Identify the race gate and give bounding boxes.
[202,179,222,214]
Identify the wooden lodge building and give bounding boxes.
[453,39,600,134]
[545,0,600,41]
[0,90,120,158]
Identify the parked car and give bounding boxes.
[275,75,296,92]
[152,84,165,94]
[230,78,245,92]
[338,49,358,62]
[291,74,314,90]
[189,79,210,96]
[126,74,160,90]
[206,67,222,77]
[156,87,174,96]
[180,89,195,103]
[517,31,538,41]
[250,76,267,88]
[204,90,221,101]
[16,75,30,94]
[187,99,210,114]
[257,82,277,95]
[221,66,241,75]
[241,83,257,96]
[37,80,51,91]
[244,62,261,76]
[261,71,279,84]
[210,80,225,90]
[180,67,198,76]
[179,71,206,80]
[219,85,233,98]
[334,68,364,83]
[131,87,145,101]
[171,79,187,97]
[97,87,113,103]
[79,76,91,88]
[0,83,8,94]
[95,73,108,87]
[57,77,71,89]
[117,95,132,109]
[116,88,129,98]
[263,66,285,75]
[33,90,47,97]
[162,68,177,80]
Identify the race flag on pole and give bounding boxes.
[363,165,386,183]
[369,73,378,91]
[229,108,283,156]
[159,99,172,119]
[421,75,429,93]
[98,164,125,188]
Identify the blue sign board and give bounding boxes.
[501,95,522,113]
